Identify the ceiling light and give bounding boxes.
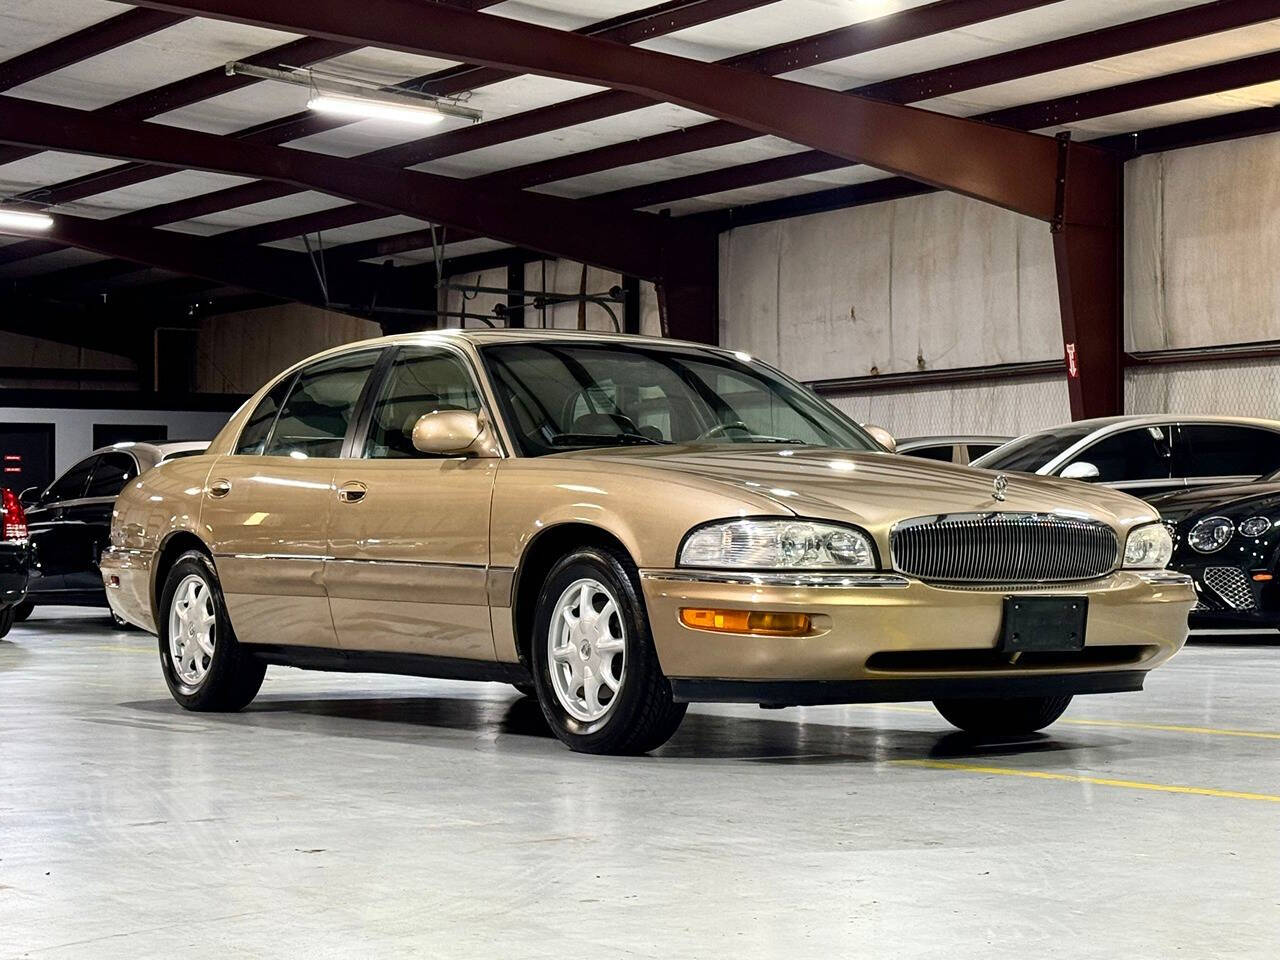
[307,93,446,126]
[0,209,53,232]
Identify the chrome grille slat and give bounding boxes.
[891,513,1119,584]
[1202,567,1256,610]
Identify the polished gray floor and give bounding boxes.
[2,608,1278,959]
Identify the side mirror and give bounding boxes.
[18,486,39,507]
[1060,461,1100,481]
[412,410,500,458]
[863,424,897,454]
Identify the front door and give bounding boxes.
[325,345,498,659]
[202,348,382,649]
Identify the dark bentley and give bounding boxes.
[1150,473,1280,635]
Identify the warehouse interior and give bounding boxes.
[2,1,1279,956]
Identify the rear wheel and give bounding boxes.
[0,606,13,640]
[933,694,1073,736]
[12,600,33,622]
[158,551,265,712]
[531,546,686,755]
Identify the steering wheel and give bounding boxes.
[696,420,751,441]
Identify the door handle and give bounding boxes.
[208,479,232,499]
[337,482,367,504]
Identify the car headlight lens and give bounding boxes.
[1187,516,1234,554]
[1239,516,1272,538]
[679,519,876,569]
[1123,522,1174,569]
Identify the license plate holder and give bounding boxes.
[1000,596,1087,653]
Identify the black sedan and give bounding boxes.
[1,487,30,638]
[1149,476,1280,635]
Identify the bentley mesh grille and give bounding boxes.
[891,513,1119,584]
[1202,567,1256,610]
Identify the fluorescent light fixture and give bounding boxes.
[0,209,53,231]
[308,93,448,126]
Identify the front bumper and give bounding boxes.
[0,541,30,608]
[639,569,1194,700]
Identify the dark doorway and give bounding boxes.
[93,423,169,448]
[0,423,56,495]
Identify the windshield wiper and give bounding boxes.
[549,432,670,448]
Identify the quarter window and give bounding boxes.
[263,350,382,459]
[364,348,481,458]
[85,453,137,498]
[1175,425,1280,478]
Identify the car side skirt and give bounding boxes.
[243,644,531,684]
[669,670,1147,706]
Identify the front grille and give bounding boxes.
[1202,567,1256,610]
[891,513,1119,584]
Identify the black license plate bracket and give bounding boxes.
[1000,596,1087,653]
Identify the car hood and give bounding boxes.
[1148,481,1280,524]
[555,445,1158,532]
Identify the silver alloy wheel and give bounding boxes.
[168,573,216,688]
[547,577,627,723]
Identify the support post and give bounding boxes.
[505,262,525,328]
[655,228,719,344]
[1051,137,1123,420]
[621,276,641,335]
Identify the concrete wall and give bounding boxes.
[194,303,381,394]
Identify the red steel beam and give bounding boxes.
[0,8,184,91]
[0,96,693,282]
[126,0,1078,222]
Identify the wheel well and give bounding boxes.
[152,532,212,617]
[511,523,633,668]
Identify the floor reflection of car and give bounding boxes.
[104,331,1193,756]
[973,416,1280,501]
[18,441,208,624]
[898,435,1010,465]
[0,487,30,638]
[1149,472,1280,636]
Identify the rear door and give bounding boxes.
[202,349,382,649]
[25,455,96,596]
[61,452,138,593]
[1174,423,1280,489]
[325,344,499,659]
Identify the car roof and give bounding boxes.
[305,327,733,355]
[1029,414,1280,434]
[92,440,210,467]
[898,435,1012,448]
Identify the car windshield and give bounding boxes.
[971,424,1096,473]
[481,342,878,456]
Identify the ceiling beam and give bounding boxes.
[125,0,1082,223]
[0,8,184,92]
[0,96,692,281]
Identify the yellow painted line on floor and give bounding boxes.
[894,759,1280,803]
[860,703,1280,742]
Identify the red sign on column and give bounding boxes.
[1065,343,1079,379]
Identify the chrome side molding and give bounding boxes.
[640,570,911,588]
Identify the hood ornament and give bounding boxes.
[992,474,1009,502]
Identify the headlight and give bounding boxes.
[1239,516,1272,538]
[679,519,876,569]
[1187,516,1233,554]
[1123,522,1173,569]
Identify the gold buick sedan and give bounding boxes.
[103,331,1194,754]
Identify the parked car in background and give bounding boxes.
[898,435,1011,465]
[972,416,1280,501]
[17,441,207,624]
[103,330,1192,755]
[1149,473,1280,635]
[0,488,30,639]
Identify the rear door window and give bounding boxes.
[85,453,138,498]
[46,456,96,503]
[1175,424,1280,478]
[264,350,382,458]
[903,444,955,463]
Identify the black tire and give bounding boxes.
[158,551,265,712]
[933,694,1073,736]
[531,545,686,755]
[13,600,33,622]
[0,605,13,640]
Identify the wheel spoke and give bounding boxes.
[546,577,628,724]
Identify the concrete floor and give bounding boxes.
[1,609,1278,959]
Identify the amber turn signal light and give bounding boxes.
[1253,572,1273,582]
[679,608,813,637]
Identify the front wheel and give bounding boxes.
[158,551,265,712]
[0,606,13,640]
[933,694,1073,736]
[531,546,686,755]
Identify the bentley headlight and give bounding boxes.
[1123,522,1174,569]
[1187,516,1233,554]
[1239,516,1272,538]
[680,519,875,569]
